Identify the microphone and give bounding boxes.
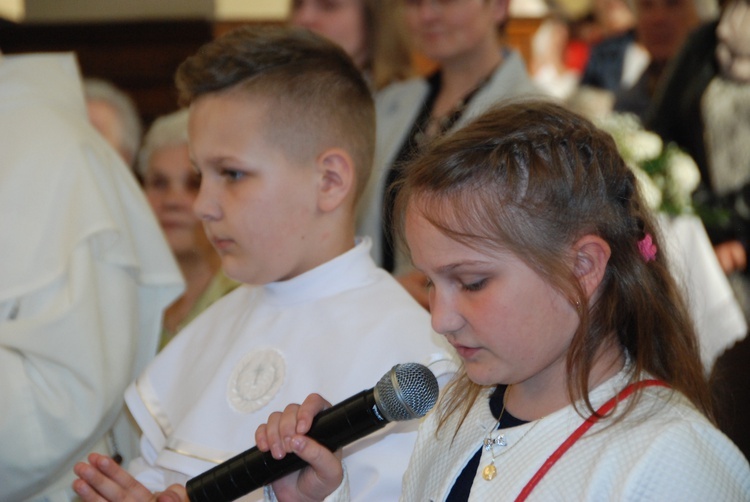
[185,362,439,502]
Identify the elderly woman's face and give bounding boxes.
[290,0,369,69]
[143,143,209,258]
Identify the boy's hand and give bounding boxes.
[72,453,187,502]
[255,394,344,502]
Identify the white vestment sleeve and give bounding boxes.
[0,52,183,502]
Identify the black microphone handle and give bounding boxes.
[186,388,386,502]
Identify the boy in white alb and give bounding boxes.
[72,26,455,502]
[125,237,452,500]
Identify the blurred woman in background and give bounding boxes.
[289,0,413,90]
[358,0,540,307]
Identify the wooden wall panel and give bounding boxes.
[0,19,213,127]
[0,16,541,125]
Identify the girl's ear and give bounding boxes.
[572,234,611,298]
[316,147,355,213]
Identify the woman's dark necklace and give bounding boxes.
[416,60,500,146]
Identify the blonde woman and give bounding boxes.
[290,0,413,90]
[358,0,540,307]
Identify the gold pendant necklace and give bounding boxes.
[481,385,542,481]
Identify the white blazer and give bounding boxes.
[357,49,542,272]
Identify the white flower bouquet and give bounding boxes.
[597,113,701,216]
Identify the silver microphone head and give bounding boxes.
[373,363,439,422]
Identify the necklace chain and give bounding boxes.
[481,385,542,481]
[417,62,500,146]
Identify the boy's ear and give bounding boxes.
[572,234,611,299]
[316,148,355,213]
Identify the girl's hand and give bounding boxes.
[255,393,344,502]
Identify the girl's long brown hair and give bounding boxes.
[393,100,714,433]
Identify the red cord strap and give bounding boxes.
[515,379,670,502]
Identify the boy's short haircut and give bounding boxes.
[176,25,376,203]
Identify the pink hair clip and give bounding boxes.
[638,233,657,263]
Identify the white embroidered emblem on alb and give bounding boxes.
[227,348,285,413]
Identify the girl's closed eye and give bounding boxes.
[461,278,488,292]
